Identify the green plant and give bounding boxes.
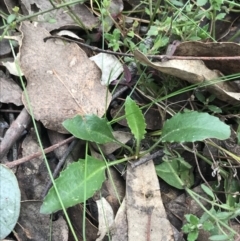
[195,92,222,113]
[40,98,230,210]
[182,213,214,241]
[183,184,240,241]
[3,1,240,240]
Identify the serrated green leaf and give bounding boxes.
[185,214,192,222]
[161,112,230,143]
[0,165,21,239]
[182,223,192,233]
[40,156,106,214]
[63,114,116,144]
[189,214,199,225]
[125,96,146,142]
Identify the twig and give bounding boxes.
[131,144,181,168]
[44,35,240,61]
[0,108,31,159]
[5,136,75,168]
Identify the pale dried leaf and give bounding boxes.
[2,54,23,76]
[103,167,125,214]
[56,30,83,40]
[174,41,240,75]
[96,197,114,241]
[134,50,240,104]
[90,53,124,85]
[111,198,128,241]
[19,22,111,133]
[126,160,174,241]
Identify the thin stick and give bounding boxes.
[5,136,75,168]
[44,35,240,61]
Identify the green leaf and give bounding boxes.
[224,178,240,207]
[209,234,231,241]
[195,91,205,103]
[216,13,226,20]
[155,158,194,189]
[170,0,184,7]
[202,220,214,231]
[215,211,233,220]
[7,14,16,24]
[201,184,215,199]
[196,0,208,6]
[207,105,222,113]
[147,26,159,36]
[237,124,240,144]
[189,214,200,225]
[182,223,192,233]
[125,96,146,143]
[161,111,230,143]
[40,156,106,214]
[63,114,116,144]
[188,230,199,241]
[0,165,21,239]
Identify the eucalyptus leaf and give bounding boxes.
[125,96,146,143]
[40,156,106,214]
[63,114,116,144]
[0,165,21,239]
[161,112,230,143]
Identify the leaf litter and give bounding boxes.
[2,1,240,241]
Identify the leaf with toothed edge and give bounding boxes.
[40,156,106,214]
[161,111,230,143]
[125,96,146,143]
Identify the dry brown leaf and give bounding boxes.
[0,71,22,106]
[20,0,99,31]
[134,50,240,104]
[19,22,111,133]
[174,41,240,75]
[126,160,174,241]
[96,197,114,241]
[111,198,128,241]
